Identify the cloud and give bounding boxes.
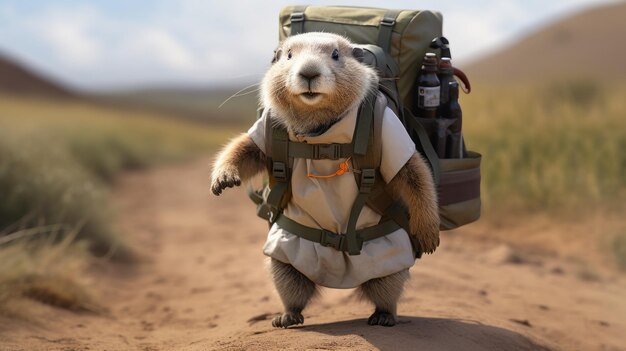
[122,28,196,71]
[0,0,620,90]
[32,9,103,66]
[442,2,531,63]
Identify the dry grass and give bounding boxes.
[0,95,239,317]
[460,81,626,269]
[0,96,237,254]
[612,231,626,270]
[461,81,626,212]
[0,228,100,318]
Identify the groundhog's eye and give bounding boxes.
[331,49,339,61]
[287,50,292,60]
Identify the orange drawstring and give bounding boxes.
[307,157,351,179]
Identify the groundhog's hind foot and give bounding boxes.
[367,310,396,327]
[271,312,304,328]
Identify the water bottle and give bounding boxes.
[437,57,455,116]
[445,81,464,158]
[415,53,440,119]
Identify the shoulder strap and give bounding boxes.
[352,92,385,171]
[345,91,380,255]
[263,108,273,159]
[355,96,424,258]
[264,111,292,223]
[356,93,396,217]
[351,92,385,196]
[351,94,375,157]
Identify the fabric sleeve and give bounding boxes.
[379,107,416,183]
[246,110,268,155]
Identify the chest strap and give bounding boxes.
[276,215,401,252]
[288,142,353,160]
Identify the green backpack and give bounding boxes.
[249,5,482,257]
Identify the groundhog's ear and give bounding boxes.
[272,49,283,64]
[352,47,364,63]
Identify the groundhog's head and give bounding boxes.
[261,32,378,135]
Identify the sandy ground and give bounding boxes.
[1,157,625,351]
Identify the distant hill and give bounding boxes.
[99,87,259,125]
[0,54,75,98]
[465,2,626,84]
[0,51,254,123]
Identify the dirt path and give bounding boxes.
[2,158,626,350]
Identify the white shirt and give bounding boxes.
[248,101,416,288]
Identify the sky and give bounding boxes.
[0,0,619,91]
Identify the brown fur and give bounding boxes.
[261,32,378,135]
[358,269,410,326]
[388,153,440,253]
[211,133,265,196]
[269,258,318,328]
[211,32,439,328]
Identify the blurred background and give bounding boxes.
[0,0,625,343]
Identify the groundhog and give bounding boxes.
[211,32,439,328]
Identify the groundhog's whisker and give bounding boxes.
[218,83,261,109]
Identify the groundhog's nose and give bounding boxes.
[298,68,321,82]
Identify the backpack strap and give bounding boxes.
[402,108,441,184]
[290,6,309,35]
[264,112,293,223]
[288,142,353,160]
[352,93,387,186]
[248,107,269,208]
[275,214,401,252]
[352,94,424,258]
[360,44,402,115]
[377,9,402,53]
[344,91,379,255]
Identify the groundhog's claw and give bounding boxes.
[367,310,396,327]
[210,172,241,196]
[271,312,304,328]
[409,211,440,254]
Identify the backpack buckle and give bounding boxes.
[256,203,272,221]
[272,162,287,182]
[291,12,305,22]
[320,230,344,250]
[380,17,396,27]
[360,169,376,187]
[314,144,340,159]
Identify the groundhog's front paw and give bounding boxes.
[271,312,304,328]
[409,210,440,254]
[210,169,241,196]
